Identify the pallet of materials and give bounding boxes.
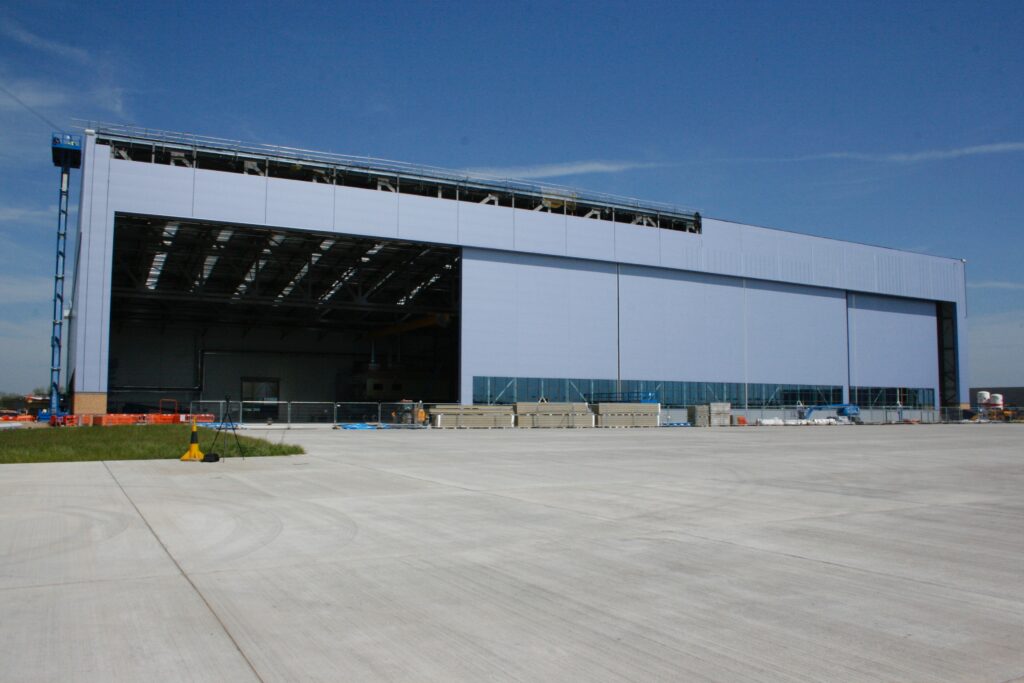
[429,404,515,428]
[515,402,594,428]
[593,403,660,428]
[688,403,732,427]
[709,402,732,427]
[687,405,710,427]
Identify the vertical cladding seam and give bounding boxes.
[845,291,853,404]
[76,136,95,391]
[98,148,113,393]
[615,263,621,390]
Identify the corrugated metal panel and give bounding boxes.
[773,231,814,285]
[875,251,904,296]
[811,241,844,289]
[659,230,702,271]
[704,247,743,277]
[842,243,878,293]
[613,222,660,265]
[739,228,780,281]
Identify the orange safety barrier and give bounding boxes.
[95,414,146,427]
[43,412,219,427]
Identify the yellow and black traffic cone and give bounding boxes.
[181,418,205,461]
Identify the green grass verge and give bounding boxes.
[0,424,304,463]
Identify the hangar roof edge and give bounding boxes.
[80,121,699,222]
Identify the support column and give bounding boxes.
[68,130,114,412]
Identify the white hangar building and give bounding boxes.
[65,126,967,415]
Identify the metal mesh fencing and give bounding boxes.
[239,401,283,424]
[334,402,381,424]
[288,402,336,424]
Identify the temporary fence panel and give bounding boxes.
[335,402,381,424]
[288,402,336,424]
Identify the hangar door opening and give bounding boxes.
[107,214,460,411]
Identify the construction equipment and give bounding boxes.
[803,404,861,422]
[48,133,82,420]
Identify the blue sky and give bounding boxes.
[1,1,1022,393]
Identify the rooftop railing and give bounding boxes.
[75,120,698,220]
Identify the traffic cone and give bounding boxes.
[180,419,205,461]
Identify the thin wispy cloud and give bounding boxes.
[0,18,90,64]
[0,205,54,225]
[0,79,71,112]
[465,160,666,180]
[968,280,1024,291]
[466,141,1024,181]
[0,275,52,305]
[744,142,1024,164]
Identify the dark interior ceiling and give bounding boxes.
[110,214,460,332]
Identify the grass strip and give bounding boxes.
[0,424,303,463]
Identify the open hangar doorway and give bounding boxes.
[107,214,461,413]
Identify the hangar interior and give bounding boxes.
[107,214,460,411]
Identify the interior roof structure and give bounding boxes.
[110,213,461,332]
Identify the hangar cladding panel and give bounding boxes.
[618,268,745,384]
[847,293,939,391]
[460,249,619,401]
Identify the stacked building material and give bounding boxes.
[515,402,594,428]
[593,403,660,427]
[429,404,515,428]
[710,402,732,427]
[687,405,711,427]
